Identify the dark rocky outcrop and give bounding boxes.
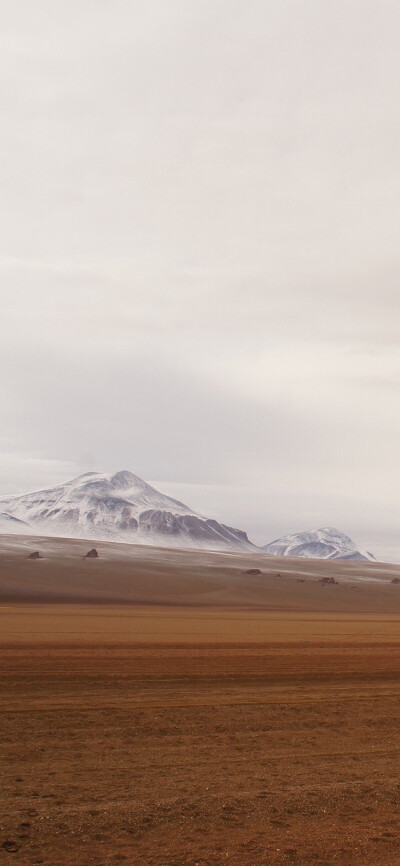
[27,551,42,560]
[84,548,99,559]
[138,509,252,549]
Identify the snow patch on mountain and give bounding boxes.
[0,512,31,534]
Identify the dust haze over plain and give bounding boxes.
[1,1,400,561]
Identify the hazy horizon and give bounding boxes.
[2,1,400,562]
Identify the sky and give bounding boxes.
[1,0,400,560]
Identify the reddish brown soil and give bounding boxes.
[2,605,400,865]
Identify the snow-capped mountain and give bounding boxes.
[0,470,254,551]
[262,527,373,561]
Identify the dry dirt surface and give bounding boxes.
[2,607,400,865]
[2,532,400,612]
[2,537,400,865]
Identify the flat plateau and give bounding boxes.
[2,536,400,864]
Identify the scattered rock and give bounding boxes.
[27,551,42,560]
[244,568,262,575]
[2,841,19,853]
[391,577,400,584]
[319,576,338,585]
[84,548,99,559]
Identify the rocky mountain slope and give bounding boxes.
[262,526,373,561]
[0,470,254,551]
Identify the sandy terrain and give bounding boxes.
[2,536,400,864]
[1,532,400,611]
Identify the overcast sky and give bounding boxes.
[1,1,400,559]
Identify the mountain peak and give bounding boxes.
[317,526,351,539]
[110,470,148,488]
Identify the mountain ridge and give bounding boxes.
[0,473,376,560]
[0,470,255,552]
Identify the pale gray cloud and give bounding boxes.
[1,1,400,557]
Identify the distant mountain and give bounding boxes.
[262,527,374,561]
[0,470,254,551]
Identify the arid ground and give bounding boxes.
[2,536,400,864]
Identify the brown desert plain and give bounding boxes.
[2,535,400,865]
